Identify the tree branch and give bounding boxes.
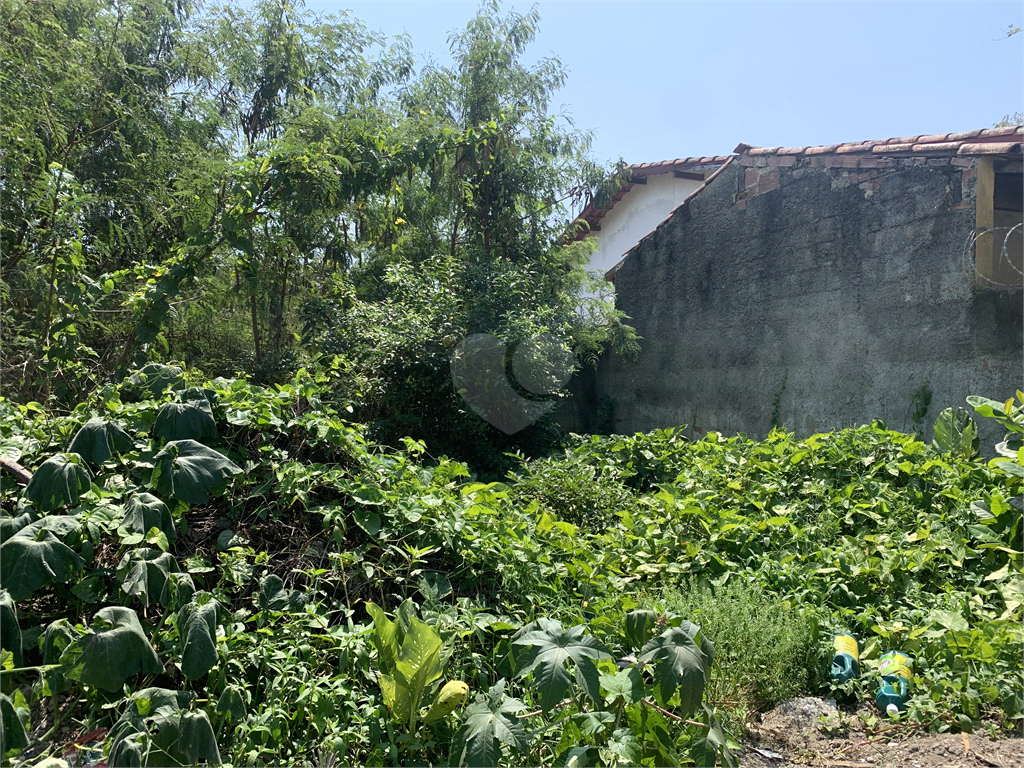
[0,457,32,485]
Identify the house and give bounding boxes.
[572,156,731,281]
[565,126,1023,446]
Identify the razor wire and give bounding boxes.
[962,223,1024,288]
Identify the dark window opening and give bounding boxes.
[977,161,1022,287]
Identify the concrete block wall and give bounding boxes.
[561,155,1023,449]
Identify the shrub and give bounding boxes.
[508,451,638,530]
[652,579,825,711]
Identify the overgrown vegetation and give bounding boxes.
[0,0,636,471]
[2,1,1022,766]
[1,370,1020,765]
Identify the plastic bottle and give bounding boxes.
[875,651,913,715]
[830,632,860,684]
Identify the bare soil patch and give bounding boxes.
[742,697,1023,768]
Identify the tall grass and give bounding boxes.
[650,579,827,712]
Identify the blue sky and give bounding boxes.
[297,1,1022,166]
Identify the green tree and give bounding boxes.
[1,0,223,400]
[301,1,638,470]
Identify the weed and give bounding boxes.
[652,579,825,712]
[769,371,788,431]
[907,380,933,437]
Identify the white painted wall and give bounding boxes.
[583,173,706,278]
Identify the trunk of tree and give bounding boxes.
[251,293,262,367]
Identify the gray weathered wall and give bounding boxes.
[561,155,1022,447]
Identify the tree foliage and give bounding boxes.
[1,0,635,472]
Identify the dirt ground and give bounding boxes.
[741,697,1024,768]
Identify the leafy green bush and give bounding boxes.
[508,451,637,529]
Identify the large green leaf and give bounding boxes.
[366,601,401,676]
[603,728,643,767]
[112,707,221,768]
[0,591,23,668]
[68,419,134,464]
[454,679,529,768]
[150,440,241,504]
[118,493,176,546]
[932,407,979,458]
[624,609,659,651]
[117,549,177,608]
[0,436,35,464]
[392,616,444,726]
[177,592,219,681]
[637,622,713,715]
[126,687,194,722]
[215,685,247,723]
[18,514,85,548]
[61,607,163,692]
[366,602,443,728]
[512,618,611,711]
[107,729,149,768]
[177,387,216,406]
[163,710,221,766]
[0,510,36,541]
[127,364,185,399]
[24,453,92,512]
[690,704,737,768]
[256,573,306,612]
[966,395,1014,422]
[168,572,196,611]
[107,727,147,767]
[571,710,615,736]
[600,666,645,705]
[153,400,218,443]
[108,688,221,768]
[41,619,81,695]
[0,526,84,601]
[0,692,29,755]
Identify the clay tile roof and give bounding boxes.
[735,125,1022,161]
[912,141,960,153]
[836,142,877,154]
[569,155,732,240]
[959,142,1023,155]
[946,129,984,141]
[576,125,1022,244]
[873,143,915,153]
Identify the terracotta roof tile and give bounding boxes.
[614,157,736,269]
[737,125,1022,161]
[911,141,959,153]
[873,143,915,153]
[946,129,984,141]
[576,125,1022,242]
[959,142,1023,155]
[569,155,731,240]
[836,142,877,153]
